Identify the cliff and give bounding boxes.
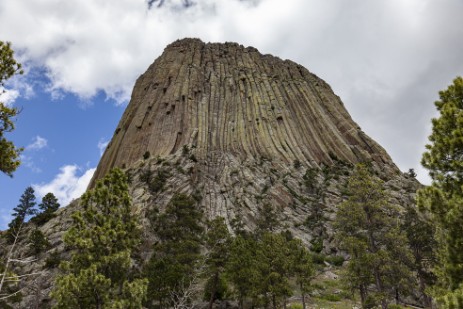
[91,38,396,186]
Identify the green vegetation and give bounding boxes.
[144,194,204,308]
[334,164,413,309]
[7,186,37,242]
[44,251,61,269]
[418,76,463,308]
[0,41,23,177]
[28,229,50,254]
[204,217,231,308]
[51,168,147,308]
[31,192,60,225]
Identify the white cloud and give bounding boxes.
[1,0,462,183]
[0,88,19,106]
[97,138,109,156]
[33,165,96,206]
[26,135,48,151]
[20,154,42,173]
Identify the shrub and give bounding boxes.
[182,145,189,156]
[312,253,326,265]
[310,238,324,253]
[44,251,61,269]
[325,255,345,267]
[143,151,150,160]
[140,169,153,183]
[149,169,170,194]
[29,229,50,254]
[321,294,341,302]
[189,154,198,162]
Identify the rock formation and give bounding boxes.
[3,38,421,308]
[91,38,396,185]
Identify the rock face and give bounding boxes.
[91,38,396,186]
[4,39,422,308]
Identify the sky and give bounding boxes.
[0,0,462,228]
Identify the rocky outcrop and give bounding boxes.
[4,39,421,308]
[91,38,396,186]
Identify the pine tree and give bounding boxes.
[334,164,413,309]
[258,232,293,309]
[31,192,60,225]
[204,217,231,309]
[0,186,37,306]
[402,205,437,307]
[51,168,147,309]
[289,238,314,309]
[418,76,463,307]
[0,41,23,177]
[8,186,37,235]
[145,193,204,308]
[225,235,261,309]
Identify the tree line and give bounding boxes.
[2,41,463,308]
[51,168,316,309]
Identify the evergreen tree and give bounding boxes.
[256,203,280,234]
[31,192,60,225]
[289,238,314,309]
[0,41,23,177]
[257,232,293,309]
[145,193,204,308]
[0,186,37,305]
[418,76,463,307]
[225,235,261,309]
[51,168,147,309]
[28,229,50,255]
[402,205,437,307]
[8,186,37,235]
[334,164,413,309]
[204,217,231,309]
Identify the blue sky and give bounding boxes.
[0,72,124,227]
[1,0,463,228]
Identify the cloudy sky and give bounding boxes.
[0,0,462,228]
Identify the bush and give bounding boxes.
[325,255,345,266]
[182,145,189,156]
[143,151,150,160]
[44,251,61,268]
[321,294,341,302]
[311,253,326,265]
[310,238,324,253]
[149,169,170,193]
[189,154,197,162]
[140,169,153,183]
[30,212,56,225]
[29,229,50,254]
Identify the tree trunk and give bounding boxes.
[300,282,307,309]
[208,273,219,309]
[359,284,366,307]
[0,222,22,293]
[373,268,387,309]
[395,287,399,305]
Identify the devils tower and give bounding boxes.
[85,38,413,233]
[92,38,396,184]
[5,39,421,308]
